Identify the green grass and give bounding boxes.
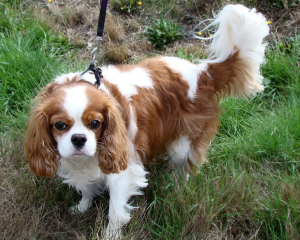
[0,2,78,134]
[1,0,300,239]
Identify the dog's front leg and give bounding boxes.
[105,161,148,239]
[68,181,103,214]
[69,188,95,213]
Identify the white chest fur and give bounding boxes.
[57,156,105,194]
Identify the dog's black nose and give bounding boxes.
[71,134,87,149]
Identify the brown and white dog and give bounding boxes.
[24,4,269,238]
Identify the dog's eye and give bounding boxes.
[90,120,101,129]
[54,121,67,131]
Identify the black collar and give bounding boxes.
[81,62,103,88]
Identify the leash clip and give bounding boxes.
[91,36,103,62]
[81,37,103,88]
[81,0,108,88]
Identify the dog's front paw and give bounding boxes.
[106,224,122,240]
[69,204,86,214]
[69,198,92,214]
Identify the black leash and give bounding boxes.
[97,0,108,38]
[81,0,109,88]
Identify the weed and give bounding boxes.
[268,0,299,8]
[112,0,142,14]
[277,34,300,55]
[145,18,184,49]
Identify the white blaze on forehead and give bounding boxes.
[101,66,154,99]
[57,86,97,159]
[63,86,88,120]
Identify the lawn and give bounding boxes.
[0,0,300,239]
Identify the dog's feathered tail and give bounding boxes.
[199,4,269,98]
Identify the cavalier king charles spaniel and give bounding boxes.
[24,4,269,238]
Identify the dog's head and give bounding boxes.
[24,75,129,177]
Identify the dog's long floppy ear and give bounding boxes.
[24,83,59,177]
[98,103,129,174]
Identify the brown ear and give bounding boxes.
[98,103,129,174]
[24,97,59,177]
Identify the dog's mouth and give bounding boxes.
[74,150,84,155]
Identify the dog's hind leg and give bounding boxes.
[188,136,210,172]
[167,135,193,180]
[167,133,213,179]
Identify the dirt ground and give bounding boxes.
[37,0,300,63]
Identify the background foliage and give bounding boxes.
[0,0,300,239]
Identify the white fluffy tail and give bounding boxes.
[207,4,269,62]
[197,4,269,97]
